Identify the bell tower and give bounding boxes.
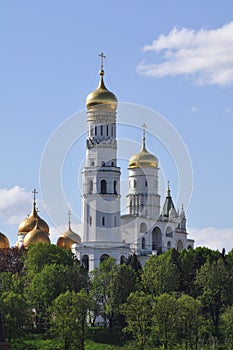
[82,53,121,243]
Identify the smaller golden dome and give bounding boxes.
[86,69,118,112]
[129,134,158,169]
[0,232,10,249]
[23,220,50,247]
[18,190,49,235]
[57,211,81,249]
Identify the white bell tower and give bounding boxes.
[82,53,121,243]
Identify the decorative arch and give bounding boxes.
[152,227,162,252]
[101,179,107,194]
[140,222,147,234]
[177,240,184,252]
[81,255,89,271]
[100,254,110,263]
[120,255,126,264]
[166,226,173,238]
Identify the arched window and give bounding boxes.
[111,161,114,166]
[89,216,92,226]
[166,227,173,238]
[89,180,93,194]
[134,179,137,188]
[114,180,117,194]
[142,237,146,249]
[81,255,89,271]
[100,254,110,264]
[167,241,172,250]
[177,240,184,252]
[145,181,148,187]
[152,227,162,252]
[101,180,107,194]
[120,255,126,264]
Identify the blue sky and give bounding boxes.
[1,1,233,250]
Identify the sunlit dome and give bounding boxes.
[129,131,158,169]
[57,211,81,249]
[18,189,49,235]
[0,232,10,249]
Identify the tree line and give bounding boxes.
[0,244,233,349]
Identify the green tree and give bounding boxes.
[26,263,69,327]
[142,253,180,296]
[176,294,202,350]
[221,305,233,349]
[108,263,137,328]
[0,290,29,342]
[50,289,90,350]
[121,291,153,350]
[91,257,117,329]
[25,243,75,276]
[152,293,178,350]
[195,258,230,338]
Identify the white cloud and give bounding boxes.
[224,107,233,115]
[0,186,31,225]
[137,22,233,86]
[191,106,199,113]
[189,227,233,252]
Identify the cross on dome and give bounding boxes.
[99,52,106,71]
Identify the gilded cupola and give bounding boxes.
[129,128,158,169]
[86,52,118,112]
[23,218,51,247]
[18,189,49,235]
[57,211,81,250]
[0,232,10,249]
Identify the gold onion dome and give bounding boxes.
[0,232,10,249]
[57,211,81,249]
[23,219,51,247]
[86,69,118,112]
[18,190,49,235]
[129,132,158,169]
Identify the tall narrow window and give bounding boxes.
[134,179,137,188]
[106,125,109,136]
[114,180,117,194]
[102,216,105,226]
[142,237,146,249]
[89,216,92,226]
[101,180,107,194]
[101,125,103,136]
[89,180,93,194]
[95,126,97,135]
[114,216,117,227]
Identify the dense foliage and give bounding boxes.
[1,244,233,349]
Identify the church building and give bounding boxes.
[1,55,194,271]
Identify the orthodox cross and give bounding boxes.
[32,188,38,204]
[99,52,106,70]
[141,123,147,139]
[67,210,71,229]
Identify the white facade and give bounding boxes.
[73,67,194,271]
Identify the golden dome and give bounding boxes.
[57,211,81,249]
[129,134,158,169]
[0,232,10,249]
[18,191,49,235]
[86,69,118,111]
[23,221,50,247]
